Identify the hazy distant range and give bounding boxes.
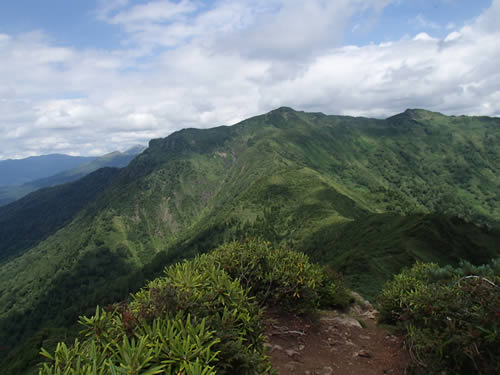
[0,146,145,206]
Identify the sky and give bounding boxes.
[0,0,499,159]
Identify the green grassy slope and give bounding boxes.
[0,107,499,373]
[297,213,499,299]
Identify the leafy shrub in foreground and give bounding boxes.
[40,313,218,375]
[40,261,271,375]
[377,262,440,324]
[378,260,500,374]
[206,239,352,312]
[39,239,349,374]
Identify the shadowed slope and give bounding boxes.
[0,168,120,264]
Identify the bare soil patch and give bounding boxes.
[264,305,408,375]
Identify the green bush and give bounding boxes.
[378,260,500,374]
[378,262,440,324]
[39,239,349,374]
[40,313,219,375]
[205,239,351,312]
[39,260,272,375]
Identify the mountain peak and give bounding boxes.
[270,106,297,114]
[402,108,445,118]
[387,108,444,123]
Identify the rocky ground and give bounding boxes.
[264,295,408,375]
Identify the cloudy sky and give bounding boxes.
[1,0,499,159]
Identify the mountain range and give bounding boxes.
[0,146,145,206]
[0,154,96,186]
[0,107,498,374]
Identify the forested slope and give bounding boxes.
[0,107,498,374]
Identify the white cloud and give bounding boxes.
[413,14,441,30]
[413,32,437,41]
[444,31,461,42]
[110,0,197,24]
[475,0,500,31]
[96,0,130,21]
[259,19,500,117]
[1,0,500,159]
[99,0,394,58]
[0,33,11,43]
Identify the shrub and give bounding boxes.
[377,262,440,324]
[378,260,500,374]
[39,260,272,375]
[40,313,219,375]
[130,260,269,374]
[205,239,351,312]
[39,239,349,374]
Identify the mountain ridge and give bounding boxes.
[0,107,498,374]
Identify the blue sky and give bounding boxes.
[0,0,499,159]
[0,1,491,47]
[346,0,492,44]
[0,1,118,48]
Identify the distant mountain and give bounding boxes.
[0,154,96,186]
[0,146,145,206]
[123,145,147,155]
[0,108,498,374]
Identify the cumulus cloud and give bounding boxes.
[216,0,382,59]
[1,0,500,159]
[98,0,393,57]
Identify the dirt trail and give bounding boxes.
[264,299,408,375]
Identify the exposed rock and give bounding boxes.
[321,316,362,328]
[354,349,372,358]
[285,348,301,361]
[362,310,377,320]
[348,291,378,320]
[350,291,374,310]
[385,335,398,342]
[322,366,334,374]
[345,339,356,346]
